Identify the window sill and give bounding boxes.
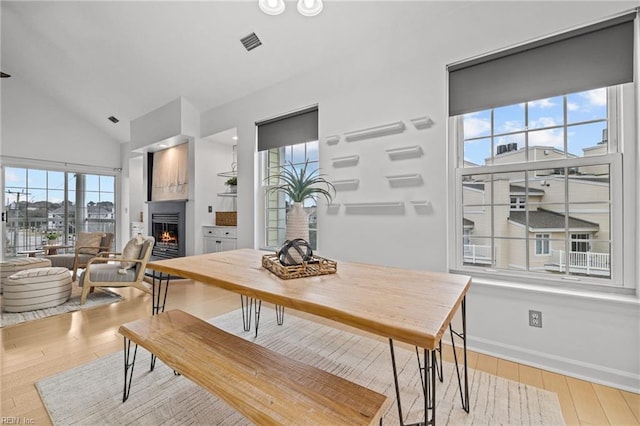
[467,275,640,307]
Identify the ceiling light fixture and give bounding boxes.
[258,0,285,15]
[297,0,323,17]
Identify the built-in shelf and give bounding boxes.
[411,200,433,214]
[333,179,359,191]
[386,174,423,188]
[325,135,340,145]
[410,116,434,130]
[345,121,406,142]
[344,202,405,215]
[217,192,237,197]
[385,145,424,161]
[217,171,237,178]
[332,155,359,168]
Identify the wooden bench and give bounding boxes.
[118,309,390,425]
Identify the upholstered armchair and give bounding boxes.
[78,236,155,305]
[45,232,114,281]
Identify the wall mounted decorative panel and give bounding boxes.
[344,202,405,215]
[385,145,424,161]
[325,135,340,145]
[344,121,406,142]
[410,116,434,130]
[332,155,359,168]
[386,174,423,188]
[332,179,360,191]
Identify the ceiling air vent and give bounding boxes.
[240,33,262,52]
[0,72,11,78]
[108,116,119,123]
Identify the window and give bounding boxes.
[449,12,638,290]
[535,234,550,256]
[262,141,320,249]
[257,106,320,250]
[3,167,116,257]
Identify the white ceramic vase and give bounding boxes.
[285,202,310,242]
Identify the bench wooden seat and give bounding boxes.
[118,309,390,425]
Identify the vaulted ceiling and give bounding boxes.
[1,1,465,143]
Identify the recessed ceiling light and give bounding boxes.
[232,136,238,140]
[108,116,119,123]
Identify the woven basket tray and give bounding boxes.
[215,211,237,226]
[262,253,337,280]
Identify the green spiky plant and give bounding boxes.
[266,159,335,204]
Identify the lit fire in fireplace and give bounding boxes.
[160,231,177,244]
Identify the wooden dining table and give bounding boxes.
[146,248,472,426]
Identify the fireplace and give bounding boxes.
[148,201,186,260]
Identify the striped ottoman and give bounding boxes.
[0,257,52,294]
[3,267,72,312]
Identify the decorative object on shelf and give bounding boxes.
[225,176,237,193]
[410,116,435,130]
[215,211,237,226]
[344,121,406,142]
[386,145,424,161]
[262,253,337,280]
[325,135,340,145]
[266,159,335,242]
[332,179,359,191]
[278,238,313,266]
[331,155,359,168]
[344,202,405,215]
[385,174,423,188]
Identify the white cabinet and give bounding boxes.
[203,226,237,253]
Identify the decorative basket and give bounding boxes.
[215,211,237,226]
[262,253,337,280]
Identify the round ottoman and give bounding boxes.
[3,267,72,313]
[0,257,52,294]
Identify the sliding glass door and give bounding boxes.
[3,167,116,258]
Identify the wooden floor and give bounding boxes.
[1,279,638,425]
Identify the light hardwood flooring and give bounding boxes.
[1,279,638,425]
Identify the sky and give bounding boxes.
[463,88,608,166]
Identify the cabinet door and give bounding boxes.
[219,238,237,252]
[203,237,218,254]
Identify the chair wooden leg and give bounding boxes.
[80,284,92,305]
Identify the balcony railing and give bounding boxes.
[463,244,492,265]
[549,249,610,275]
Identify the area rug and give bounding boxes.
[37,308,565,425]
[0,282,122,328]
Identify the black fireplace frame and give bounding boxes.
[147,200,186,260]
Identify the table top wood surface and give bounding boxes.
[147,249,471,350]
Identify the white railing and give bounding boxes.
[550,250,610,274]
[463,244,492,264]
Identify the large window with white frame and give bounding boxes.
[448,11,637,291]
[3,167,116,257]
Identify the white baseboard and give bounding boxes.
[464,335,640,393]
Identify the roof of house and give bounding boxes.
[510,184,545,195]
[508,208,599,231]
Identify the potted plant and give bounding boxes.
[266,159,335,243]
[225,176,237,193]
[45,231,59,245]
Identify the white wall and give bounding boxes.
[200,1,640,392]
[1,76,121,167]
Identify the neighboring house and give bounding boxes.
[463,140,611,277]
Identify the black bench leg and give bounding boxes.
[123,337,138,402]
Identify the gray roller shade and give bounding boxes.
[449,11,636,116]
[257,107,318,151]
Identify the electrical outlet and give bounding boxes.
[208,206,213,213]
[529,310,542,328]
